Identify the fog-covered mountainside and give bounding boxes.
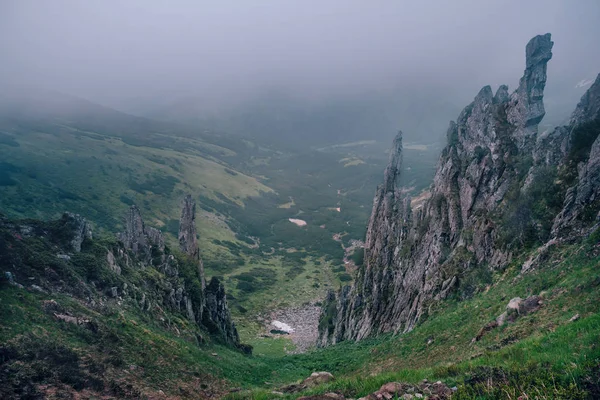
[135,86,461,149]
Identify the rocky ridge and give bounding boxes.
[2,197,242,349]
[318,34,600,346]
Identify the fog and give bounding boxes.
[1,0,599,144]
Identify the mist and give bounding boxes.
[1,0,599,144]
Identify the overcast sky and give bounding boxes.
[1,0,599,111]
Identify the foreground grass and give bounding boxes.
[1,240,599,398]
[227,241,600,398]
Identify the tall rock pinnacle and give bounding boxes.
[178,194,205,288]
[508,33,553,148]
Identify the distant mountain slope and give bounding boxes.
[139,86,461,149]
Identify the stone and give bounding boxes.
[4,271,15,284]
[282,372,335,393]
[569,313,580,322]
[519,295,542,315]
[552,74,600,237]
[106,250,121,275]
[117,205,148,256]
[495,312,507,327]
[30,284,46,293]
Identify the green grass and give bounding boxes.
[224,241,600,398]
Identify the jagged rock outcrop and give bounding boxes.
[117,205,164,260]
[179,194,205,289]
[114,200,240,346]
[177,194,240,346]
[318,34,600,346]
[0,198,242,348]
[203,277,239,346]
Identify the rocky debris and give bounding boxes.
[42,299,64,314]
[269,305,321,353]
[521,239,557,273]
[291,380,454,400]
[29,284,46,293]
[53,312,96,331]
[282,372,335,393]
[357,380,454,400]
[474,295,542,341]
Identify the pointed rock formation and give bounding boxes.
[177,195,239,345]
[318,34,586,346]
[203,277,239,346]
[178,194,205,288]
[179,194,199,259]
[117,205,164,260]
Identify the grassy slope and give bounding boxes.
[2,236,597,399]
[229,239,600,399]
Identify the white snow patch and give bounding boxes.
[289,218,307,227]
[575,79,594,89]
[271,320,294,333]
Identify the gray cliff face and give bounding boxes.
[551,74,600,237]
[318,34,600,346]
